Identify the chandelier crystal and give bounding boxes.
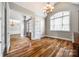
[42,2,54,14]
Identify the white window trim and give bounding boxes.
[50,11,70,31]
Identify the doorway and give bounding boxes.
[34,16,45,39]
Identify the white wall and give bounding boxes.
[8,2,35,36]
[9,9,24,35]
[45,2,79,41]
[0,2,6,56]
[9,3,45,40]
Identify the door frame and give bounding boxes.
[3,2,10,56]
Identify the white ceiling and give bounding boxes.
[14,2,79,17]
[14,2,55,17]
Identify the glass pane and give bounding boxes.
[54,18,62,25]
[50,20,54,25]
[63,16,69,24]
[57,12,63,17]
[50,16,54,19]
[54,12,62,18]
[63,25,69,31]
[54,25,62,31]
[54,18,62,30]
[50,25,54,30]
[63,11,69,16]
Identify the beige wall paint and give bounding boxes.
[45,2,79,41]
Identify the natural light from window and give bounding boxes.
[50,11,70,31]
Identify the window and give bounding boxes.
[50,11,70,31]
[35,17,45,39]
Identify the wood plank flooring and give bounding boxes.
[9,37,30,52]
[5,38,76,57]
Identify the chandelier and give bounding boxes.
[42,2,54,14]
[10,19,15,27]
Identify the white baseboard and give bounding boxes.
[31,37,41,40]
[44,35,72,41]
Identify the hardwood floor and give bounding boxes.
[5,37,76,57]
[9,36,30,52]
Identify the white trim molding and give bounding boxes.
[44,35,72,41]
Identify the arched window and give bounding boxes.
[50,11,70,31]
